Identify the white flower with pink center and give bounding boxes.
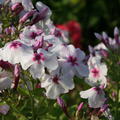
[80,86,106,108]
[0,40,34,70]
[29,48,58,79]
[58,45,89,77]
[20,25,43,46]
[41,68,74,99]
[86,55,108,87]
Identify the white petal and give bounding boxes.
[80,88,95,99]
[0,71,12,90]
[45,84,68,99]
[75,63,89,77]
[44,55,58,70]
[76,48,85,61]
[29,64,45,79]
[59,74,74,90]
[88,90,106,108]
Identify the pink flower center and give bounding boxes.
[67,56,78,66]
[10,41,22,49]
[93,87,102,94]
[33,53,45,64]
[52,75,59,84]
[30,32,38,39]
[91,68,100,78]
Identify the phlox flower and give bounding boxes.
[29,48,58,79]
[51,27,69,43]
[41,68,74,99]
[0,40,34,70]
[80,86,106,108]
[86,55,108,87]
[57,44,89,77]
[20,25,43,46]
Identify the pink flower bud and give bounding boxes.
[0,60,14,70]
[19,10,36,24]
[0,104,10,115]
[35,83,41,88]
[77,102,84,111]
[30,8,48,25]
[11,3,24,15]
[57,97,70,118]
[57,97,66,109]
[97,104,109,116]
[13,64,20,90]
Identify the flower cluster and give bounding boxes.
[0,0,119,119]
[0,0,88,100]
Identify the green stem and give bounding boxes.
[2,116,4,120]
[22,74,35,120]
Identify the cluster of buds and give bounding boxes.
[95,27,120,50]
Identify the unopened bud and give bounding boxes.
[13,64,20,90]
[97,104,109,116]
[19,10,36,24]
[77,102,84,111]
[114,27,120,44]
[101,32,109,47]
[35,83,41,88]
[11,3,24,15]
[57,97,70,118]
[0,60,14,70]
[94,33,102,40]
[30,8,48,25]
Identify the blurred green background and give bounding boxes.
[32,0,120,50]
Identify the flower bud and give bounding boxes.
[114,27,119,44]
[102,32,109,47]
[57,97,70,118]
[94,33,102,40]
[35,83,41,88]
[13,64,20,90]
[77,102,84,111]
[97,104,109,116]
[19,10,36,24]
[0,60,14,71]
[11,3,24,15]
[30,8,48,25]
